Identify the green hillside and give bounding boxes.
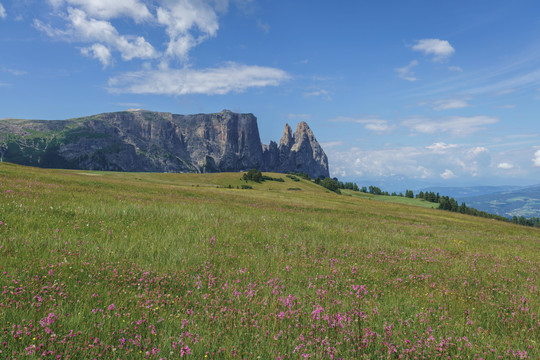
[0,163,538,359]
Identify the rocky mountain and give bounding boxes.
[0,110,329,178]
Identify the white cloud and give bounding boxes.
[396,60,418,81]
[402,115,498,136]
[440,169,456,179]
[50,0,152,21]
[497,162,514,170]
[329,116,395,132]
[156,0,219,61]
[330,146,426,178]
[449,66,463,72]
[68,8,157,60]
[81,43,112,67]
[463,147,490,176]
[466,146,489,158]
[0,3,6,19]
[303,88,330,99]
[36,8,158,62]
[37,1,222,63]
[430,98,470,111]
[412,39,455,61]
[107,62,290,95]
[533,150,540,167]
[36,1,289,95]
[426,142,458,154]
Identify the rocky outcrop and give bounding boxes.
[0,110,330,178]
[261,122,329,178]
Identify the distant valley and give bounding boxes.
[422,185,540,218]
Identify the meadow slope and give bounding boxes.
[0,163,538,359]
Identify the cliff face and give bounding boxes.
[0,110,329,178]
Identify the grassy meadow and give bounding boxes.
[0,163,538,359]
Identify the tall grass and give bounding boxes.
[0,163,538,359]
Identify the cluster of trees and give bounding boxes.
[242,169,263,182]
[243,169,285,183]
[317,177,341,194]
[287,172,311,180]
[437,196,509,221]
[416,191,441,203]
[511,216,540,227]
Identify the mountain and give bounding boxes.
[460,185,540,219]
[0,110,329,179]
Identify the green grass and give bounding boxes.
[342,189,439,209]
[0,163,538,359]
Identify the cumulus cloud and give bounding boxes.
[329,146,426,179]
[81,43,113,67]
[440,169,456,179]
[0,3,6,19]
[330,116,395,132]
[35,0,289,95]
[396,60,418,82]
[426,142,458,154]
[533,150,540,167]
[412,39,455,61]
[107,63,290,95]
[35,7,158,65]
[497,162,514,170]
[156,0,219,61]
[463,147,491,176]
[49,0,152,21]
[402,115,498,136]
[326,140,508,181]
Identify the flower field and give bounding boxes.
[0,163,538,359]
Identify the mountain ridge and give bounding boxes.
[0,109,329,179]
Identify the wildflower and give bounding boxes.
[107,303,115,311]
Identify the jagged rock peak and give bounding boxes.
[280,123,294,147]
[294,121,313,137]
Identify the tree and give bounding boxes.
[321,177,341,193]
[242,169,263,182]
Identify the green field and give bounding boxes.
[0,163,538,359]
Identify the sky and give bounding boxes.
[1,0,540,189]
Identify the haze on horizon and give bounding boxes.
[0,0,539,188]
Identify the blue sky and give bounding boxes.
[1,0,540,188]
